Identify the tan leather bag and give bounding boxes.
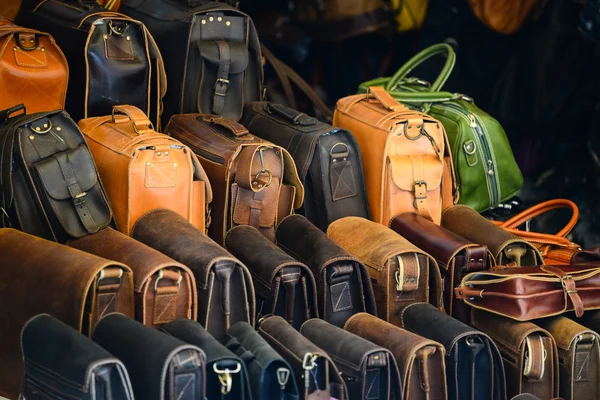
[467,0,542,34]
[79,105,212,235]
[333,86,457,226]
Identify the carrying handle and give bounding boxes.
[366,86,409,112]
[201,115,251,138]
[111,105,154,135]
[0,104,25,124]
[499,199,579,238]
[265,103,318,126]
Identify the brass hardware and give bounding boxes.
[157,152,161,156]
[147,162,151,166]
[126,36,131,41]
[43,123,48,128]
[226,21,231,26]
[201,19,206,24]
[209,16,214,22]
[165,151,169,155]
[218,16,223,21]
[40,47,45,52]
[56,126,61,131]
[29,135,34,140]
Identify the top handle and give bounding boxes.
[111,105,154,135]
[367,86,409,112]
[200,115,252,139]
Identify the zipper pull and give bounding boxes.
[468,114,477,128]
[277,367,290,399]
[487,160,495,175]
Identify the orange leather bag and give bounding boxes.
[467,0,542,34]
[333,86,457,226]
[79,105,212,235]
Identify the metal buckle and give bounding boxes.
[330,142,350,159]
[463,141,477,155]
[108,20,127,36]
[214,78,230,96]
[213,362,241,395]
[16,34,39,52]
[277,368,291,387]
[154,269,182,291]
[302,353,318,371]
[561,275,578,293]
[412,181,428,208]
[252,147,273,189]
[73,192,87,207]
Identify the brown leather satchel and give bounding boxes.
[0,18,68,114]
[0,228,134,398]
[79,105,212,235]
[165,114,303,244]
[327,216,443,326]
[466,0,542,34]
[333,86,457,226]
[69,227,197,328]
[345,312,447,400]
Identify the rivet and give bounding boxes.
[253,182,258,186]
[126,36,131,41]
[470,258,475,263]
[30,39,35,43]
[374,355,379,359]
[218,16,223,21]
[104,34,108,39]
[332,159,337,163]
[209,16,214,22]
[157,152,162,156]
[417,124,421,128]
[343,158,346,161]
[408,125,412,128]
[147,162,151,166]
[201,19,206,24]
[20,39,25,43]
[43,123,48,128]
[226,21,231,26]
[34,127,40,131]
[13,47,17,51]
[56,126,61,131]
[41,47,45,52]
[478,259,483,262]
[165,151,169,155]
[437,123,440,128]
[258,184,263,188]
[173,163,177,168]
[29,135,34,140]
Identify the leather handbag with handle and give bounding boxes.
[79,105,212,235]
[466,0,543,34]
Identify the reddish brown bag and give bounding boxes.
[467,0,543,34]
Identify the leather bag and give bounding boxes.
[79,105,212,235]
[344,312,447,400]
[466,0,542,34]
[20,314,135,400]
[390,212,494,324]
[333,86,457,226]
[471,309,560,400]
[225,225,318,329]
[401,303,507,400]
[300,318,403,400]
[276,214,377,328]
[327,216,443,326]
[69,227,197,328]
[0,105,113,243]
[240,101,369,231]
[165,114,303,244]
[0,18,68,114]
[0,228,134,398]
[93,313,206,400]
[131,208,255,342]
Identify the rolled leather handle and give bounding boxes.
[367,86,409,112]
[111,105,154,134]
[201,115,251,138]
[499,199,579,238]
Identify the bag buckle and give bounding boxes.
[213,362,241,395]
[73,192,87,207]
[97,268,123,288]
[214,78,230,96]
[412,181,427,207]
[277,368,291,388]
[154,269,182,291]
[561,275,578,294]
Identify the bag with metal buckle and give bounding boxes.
[0,105,113,243]
[132,208,255,342]
[0,228,134,398]
[79,105,212,235]
[225,225,318,329]
[165,114,303,244]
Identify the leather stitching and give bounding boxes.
[14,47,47,68]
[366,368,380,399]
[331,281,352,312]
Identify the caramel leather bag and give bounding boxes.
[79,105,212,235]
[466,0,542,34]
[333,86,457,226]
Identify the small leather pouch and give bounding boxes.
[300,318,403,400]
[20,314,134,400]
[132,209,255,342]
[258,315,349,400]
[162,319,252,400]
[327,216,443,326]
[276,214,377,327]
[344,312,447,400]
[401,303,507,400]
[93,314,206,400]
[226,224,318,328]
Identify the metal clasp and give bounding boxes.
[73,192,87,207]
[561,275,577,294]
[277,368,291,388]
[214,78,230,96]
[108,20,127,36]
[252,147,273,189]
[97,268,124,288]
[213,362,241,395]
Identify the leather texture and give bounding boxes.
[276,214,377,327]
[241,101,369,231]
[466,0,542,34]
[225,225,318,329]
[0,228,134,398]
[327,216,443,326]
[344,312,447,400]
[131,208,255,342]
[20,314,134,400]
[79,105,213,235]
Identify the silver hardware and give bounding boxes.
[213,363,241,395]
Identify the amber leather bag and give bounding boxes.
[79,105,212,235]
[132,208,255,342]
[391,212,494,324]
[333,86,457,226]
[226,225,318,329]
[327,217,443,326]
[276,214,377,328]
[466,0,542,34]
[69,227,197,328]
[471,309,559,400]
[0,18,68,114]
[165,114,303,244]
[0,228,133,398]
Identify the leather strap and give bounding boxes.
[524,335,545,381]
[201,115,250,138]
[96,267,124,321]
[412,177,433,222]
[467,337,485,400]
[541,265,585,317]
[212,40,231,115]
[465,247,487,273]
[235,146,272,192]
[266,103,318,126]
[112,105,154,135]
[396,254,420,292]
[152,269,182,326]
[215,263,234,331]
[280,269,300,325]
[367,86,408,112]
[416,346,436,395]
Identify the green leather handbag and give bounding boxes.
[359,43,523,212]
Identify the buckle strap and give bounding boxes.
[412,180,433,222]
[465,247,487,273]
[466,336,485,399]
[215,263,234,330]
[524,335,546,381]
[395,254,420,292]
[212,40,231,115]
[541,265,585,317]
[281,269,300,325]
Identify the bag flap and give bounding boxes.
[197,40,249,74]
[536,316,599,351]
[388,154,443,191]
[231,180,279,228]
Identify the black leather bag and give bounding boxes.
[241,102,369,230]
[0,105,112,243]
[20,314,134,400]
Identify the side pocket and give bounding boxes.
[190,180,206,233]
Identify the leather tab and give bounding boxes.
[454,287,484,300]
[395,254,420,292]
[153,286,178,326]
[416,346,436,394]
[215,263,235,330]
[212,40,231,115]
[112,105,154,134]
[524,335,545,381]
[367,86,407,112]
[201,115,250,138]
[280,268,301,325]
[465,246,487,273]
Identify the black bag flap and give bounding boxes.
[197,40,248,74]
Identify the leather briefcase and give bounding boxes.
[391,212,494,323]
[327,216,443,326]
[345,312,447,400]
[471,309,560,400]
[93,314,206,400]
[166,114,303,244]
[536,316,600,400]
[258,315,349,400]
[333,86,457,226]
[0,105,113,243]
[20,314,135,400]
[132,208,255,342]
[69,227,197,328]
[79,105,212,235]
[300,318,403,400]
[442,205,544,266]
[162,319,252,400]
[226,321,300,400]
[401,303,507,400]
[276,214,377,327]
[0,228,134,398]
[241,102,369,230]
[226,225,318,328]
[0,18,68,114]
